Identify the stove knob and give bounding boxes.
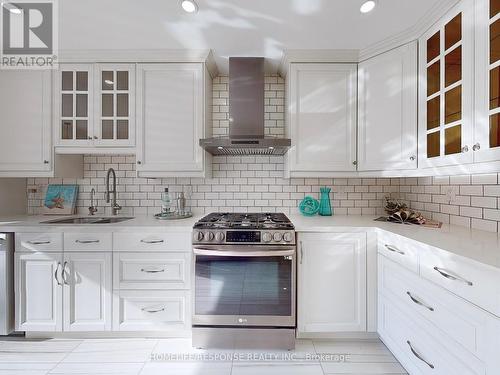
[194,231,204,242]
[262,232,272,243]
[215,232,225,242]
[206,232,215,241]
[283,232,293,242]
[273,232,283,242]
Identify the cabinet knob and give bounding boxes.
[352,161,357,166]
[87,136,92,140]
[43,160,49,164]
[461,145,469,153]
[93,136,98,140]
[473,143,481,151]
[137,161,142,165]
[410,155,416,161]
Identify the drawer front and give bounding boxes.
[378,293,485,375]
[64,233,112,251]
[112,290,190,331]
[378,231,419,274]
[114,252,190,290]
[16,233,63,252]
[419,248,500,317]
[379,256,489,357]
[113,232,191,252]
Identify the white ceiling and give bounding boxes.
[60,0,443,73]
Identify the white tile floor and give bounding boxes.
[0,337,407,375]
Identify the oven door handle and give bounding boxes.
[193,248,296,257]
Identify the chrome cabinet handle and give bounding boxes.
[27,240,51,245]
[407,341,434,369]
[300,241,304,265]
[140,239,164,244]
[433,267,473,286]
[410,155,416,161]
[141,307,165,313]
[406,291,434,312]
[473,143,481,151]
[461,145,469,153]
[54,262,62,286]
[75,239,100,244]
[141,268,165,273]
[62,262,69,285]
[384,244,405,255]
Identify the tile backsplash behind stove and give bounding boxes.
[25,75,500,233]
[26,75,396,217]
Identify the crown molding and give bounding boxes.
[58,49,214,65]
[204,50,219,78]
[358,0,461,61]
[279,49,359,76]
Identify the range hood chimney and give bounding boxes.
[200,57,291,156]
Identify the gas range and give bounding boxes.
[192,212,295,245]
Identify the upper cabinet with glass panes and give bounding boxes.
[55,64,135,151]
[418,0,474,168]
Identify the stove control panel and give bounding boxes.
[192,230,295,245]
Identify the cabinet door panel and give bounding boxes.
[298,232,367,333]
[63,252,112,331]
[15,252,63,332]
[419,0,474,168]
[136,63,205,174]
[288,64,357,174]
[358,42,418,171]
[0,70,52,173]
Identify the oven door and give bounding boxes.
[192,246,296,327]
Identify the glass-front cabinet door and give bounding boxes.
[56,64,93,146]
[418,0,474,167]
[475,0,500,162]
[94,64,135,147]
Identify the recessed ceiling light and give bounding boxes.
[360,0,376,14]
[181,0,198,13]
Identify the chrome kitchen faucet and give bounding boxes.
[105,168,122,216]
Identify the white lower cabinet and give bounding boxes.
[378,254,500,374]
[15,251,112,332]
[297,232,367,333]
[62,252,112,331]
[15,252,63,332]
[112,290,190,332]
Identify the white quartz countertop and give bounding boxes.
[1,213,500,269]
[288,214,500,269]
[0,214,203,233]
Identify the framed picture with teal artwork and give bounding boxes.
[43,185,79,215]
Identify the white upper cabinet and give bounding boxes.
[418,0,475,168]
[474,0,500,162]
[0,70,52,176]
[286,63,357,176]
[55,63,135,152]
[297,232,367,333]
[358,42,418,171]
[136,63,211,177]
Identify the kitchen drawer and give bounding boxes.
[419,247,500,317]
[16,233,63,252]
[64,233,112,252]
[379,255,492,358]
[378,231,419,274]
[378,293,485,375]
[113,252,190,290]
[112,290,190,331]
[113,232,191,252]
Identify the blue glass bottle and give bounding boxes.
[319,187,332,216]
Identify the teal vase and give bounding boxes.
[319,187,332,216]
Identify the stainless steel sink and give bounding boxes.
[41,217,134,224]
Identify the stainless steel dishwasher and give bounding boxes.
[0,233,14,335]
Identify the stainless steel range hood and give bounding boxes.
[200,57,291,156]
